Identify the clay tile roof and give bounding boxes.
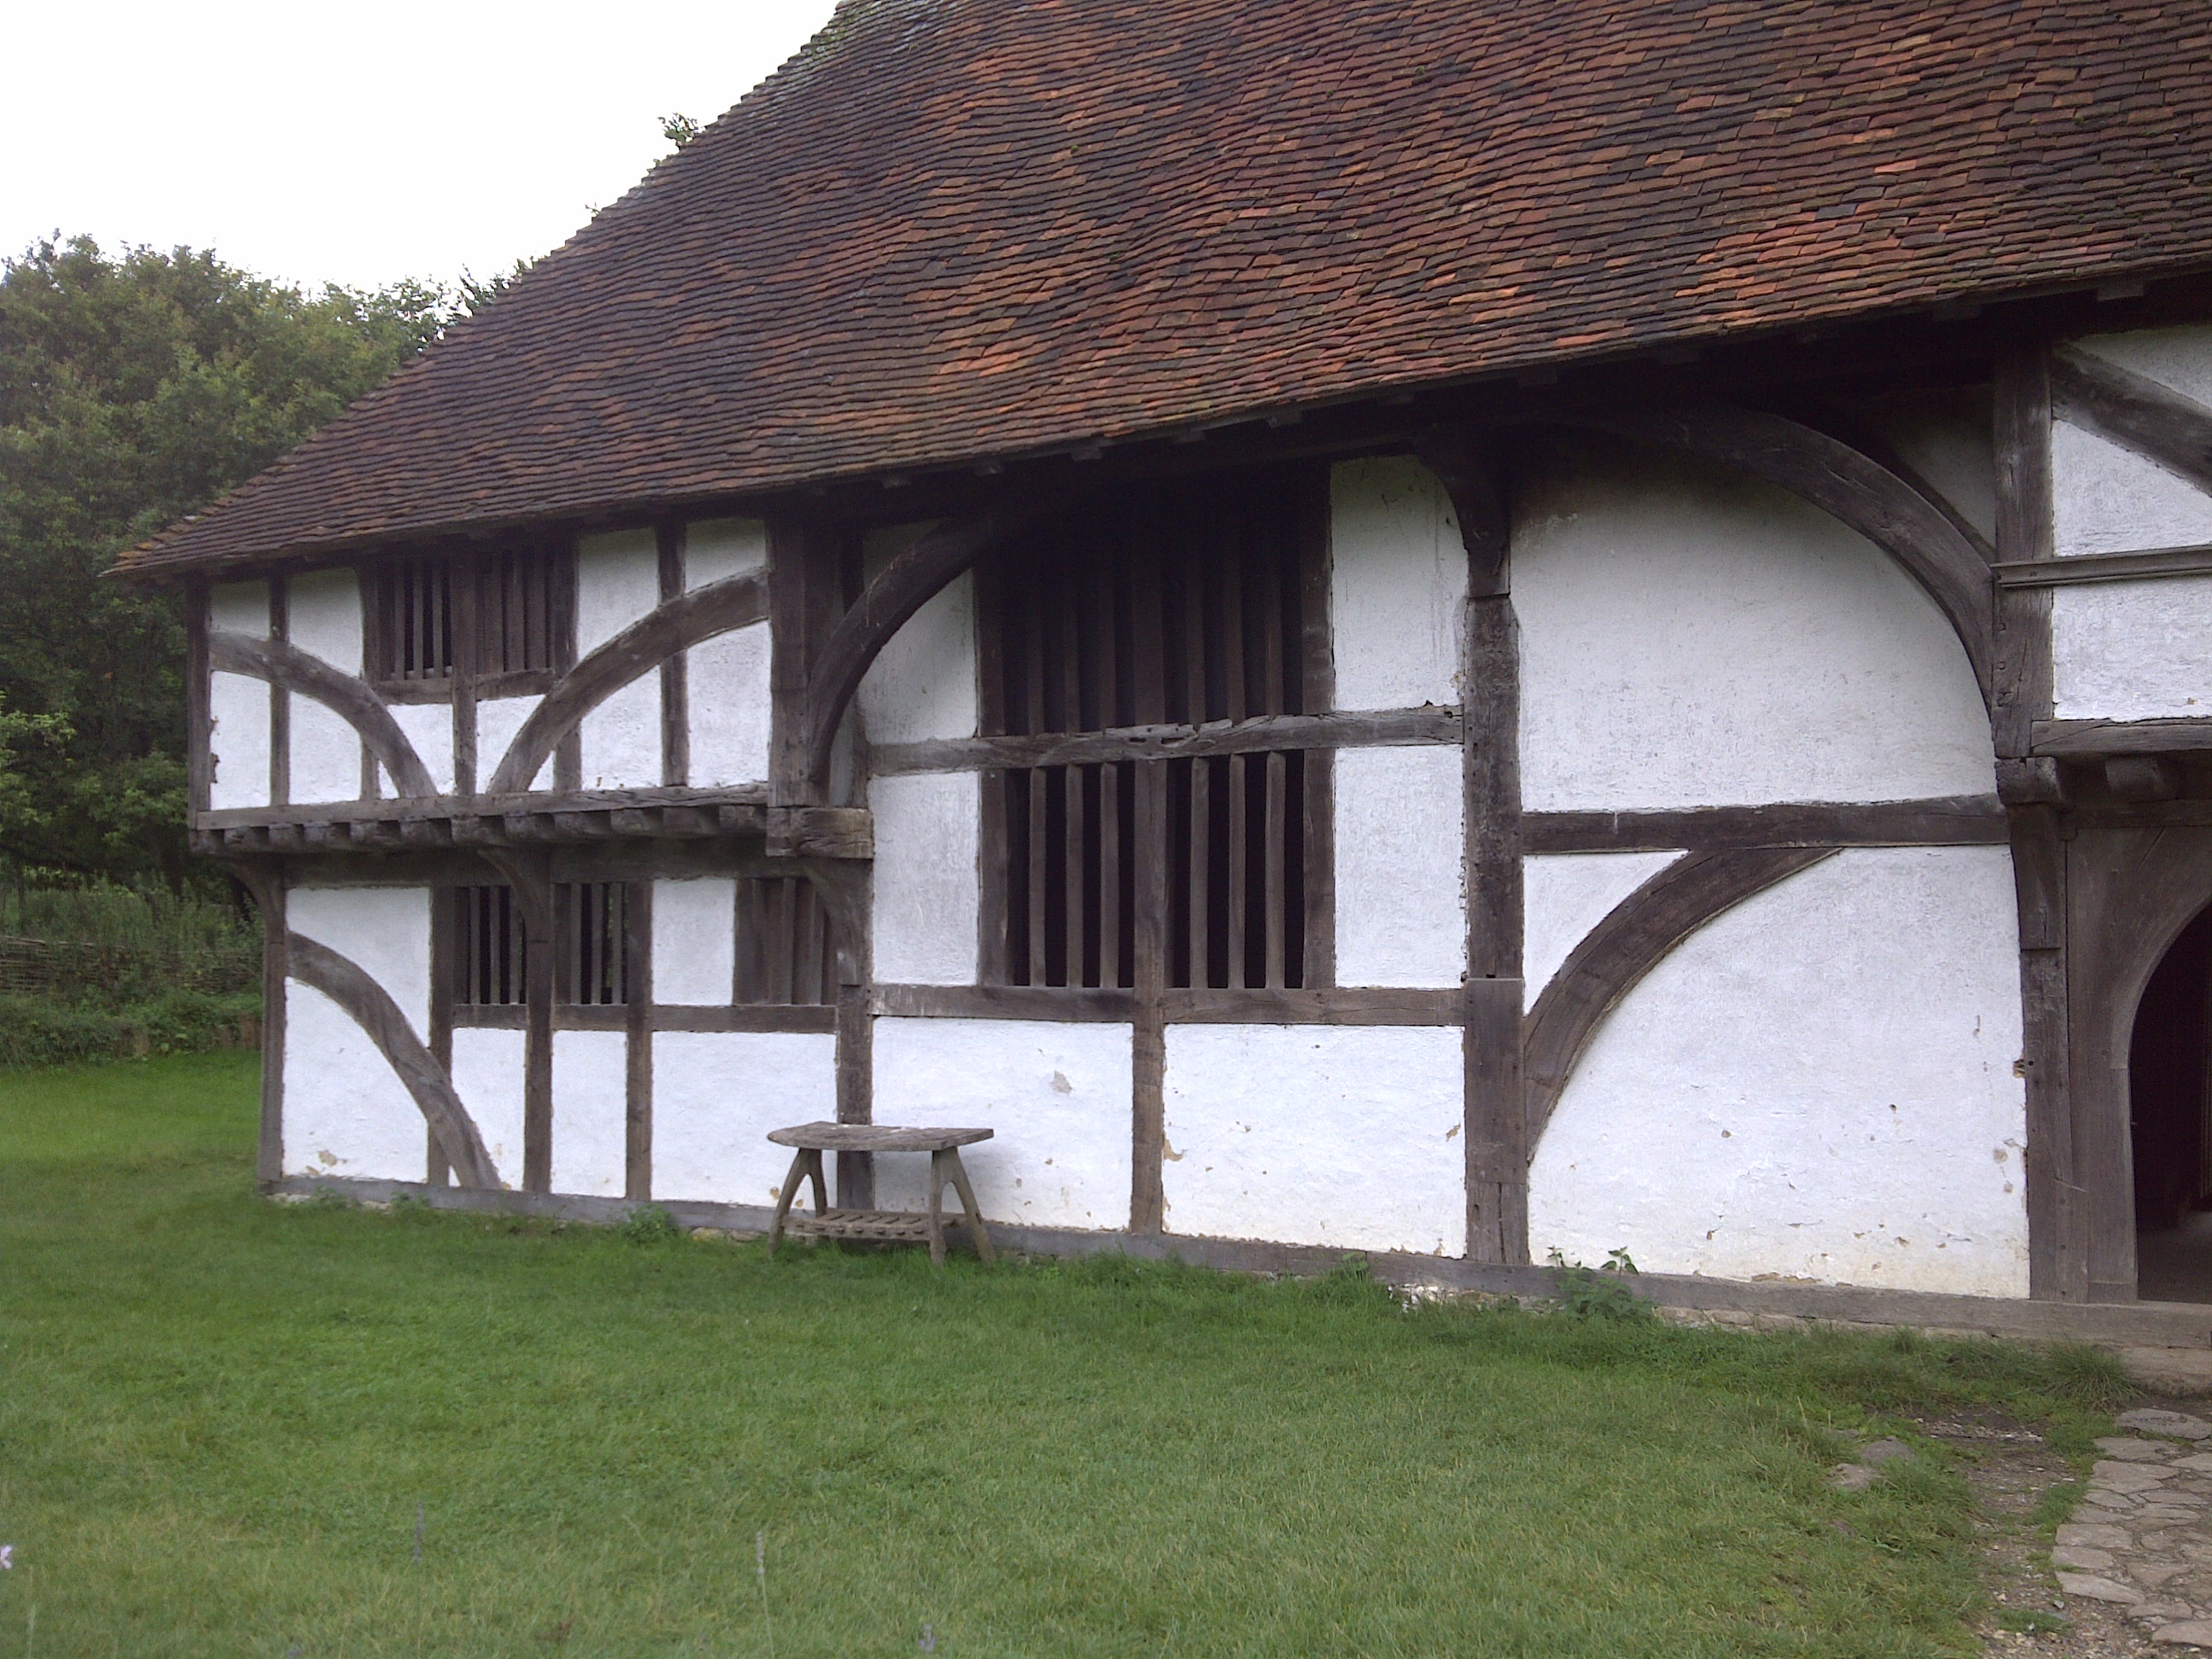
[121,0,2212,576]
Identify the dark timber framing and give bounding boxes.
[2050,345,2212,498]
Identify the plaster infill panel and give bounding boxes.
[474,694,551,793]
[383,701,455,798]
[450,1026,526,1186]
[282,982,424,1182]
[208,672,271,811]
[653,877,736,1005]
[288,884,433,1036]
[1522,851,1685,1002]
[2051,422,2212,559]
[684,518,768,589]
[580,677,661,791]
[550,1029,628,1198]
[688,625,771,789]
[210,581,270,637]
[1163,1024,1464,1256]
[1334,745,1464,987]
[1330,457,1465,711]
[288,568,362,672]
[870,1018,1133,1231]
[1528,845,2028,1297]
[655,1031,837,1207]
[859,564,976,746]
[2053,575,2212,721]
[576,527,661,654]
[289,696,361,805]
[1515,451,1993,810]
[871,771,980,985]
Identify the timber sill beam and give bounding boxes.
[2034,719,2212,758]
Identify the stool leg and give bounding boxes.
[767,1148,811,1257]
[804,1149,829,1215]
[945,1150,996,1262]
[927,1149,949,1267]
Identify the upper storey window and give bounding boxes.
[369,544,565,691]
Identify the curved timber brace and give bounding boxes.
[2049,346,2212,498]
[791,494,1084,803]
[208,631,439,799]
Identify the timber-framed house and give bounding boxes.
[119,0,2212,1326]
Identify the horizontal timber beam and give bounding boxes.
[1523,795,2007,854]
[2034,719,2212,757]
[869,707,1460,777]
[1995,542,2212,588]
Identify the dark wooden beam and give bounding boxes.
[1523,848,1839,1153]
[869,707,1459,777]
[1524,796,2007,854]
[1996,541,2212,588]
[2035,719,2212,757]
[208,630,439,799]
[656,523,690,789]
[285,931,501,1189]
[486,571,766,795]
[625,878,653,1200]
[230,859,288,1188]
[2051,346,2212,498]
[480,846,556,1193]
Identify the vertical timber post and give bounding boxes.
[1994,345,2087,1301]
[625,878,654,1201]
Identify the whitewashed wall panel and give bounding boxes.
[872,1018,1133,1230]
[1528,846,2027,1297]
[2052,574,2212,721]
[684,518,768,588]
[451,1027,526,1187]
[550,1030,628,1197]
[282,984,423,1182]
[579,678,661,791]
[687,625,771,788]
[2052,326,2212,558]
[475,694,550,794]
[1334,745,1464,987]
[210,581,270,638]
[577,528,660,651]
[655,1031,836,1205]
[1329,457,1464,710]
[1516,451,1992,810]
[1871,401,1998,544]
[383,702,455,797]
[288,885,432,1034]
[1162,1024,1464,1255]
[859,545,975,745]
[288,568,361,671]
[1522,851,1683,1001]
[208,672,271,810]
[653,877,736,1004]
[871,771,980,985]
[288,700,360,805]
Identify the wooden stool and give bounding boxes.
[765,1123,998,1266]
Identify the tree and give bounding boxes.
[0,236,446,888]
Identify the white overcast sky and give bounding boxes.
[3,0,841,294]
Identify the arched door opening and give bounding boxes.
[2132,902,2212,1301]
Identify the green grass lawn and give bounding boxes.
[0,1053,2118,1657]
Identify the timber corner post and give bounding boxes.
[1423,431,1529,1266]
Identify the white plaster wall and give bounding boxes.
[382,701,455,797]
[288,699,360,805]
[450,1027,526,1187]
[580,678,661,791]
[688,624,771,788]
[1330,457,1464,710]
[282,983,423,1182]
[871,1018,1133,1230]
[2052,327,2212,558]
[1334,745,1464,987]
[1528,846,2028,1297]
[1523,851,1684,1000]
[208,672,271,810]
[288,885,432,1034]
[1877,405,1999,544]
[1162,1024,1464,1255]
[870,771,979,984]
[210,581,269,637]
[1516,452,1994,810]
[654,1031,837,1205]
[859,573,975,744]
[2052,575,2212,721]
[576,527,660,653]
[475,693,551,793]
[685,518,768,588]
[550,1029,628,1197]
[653,877,736,1004]
[288,568,361,672]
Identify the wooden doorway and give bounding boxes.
[2133,901,2212,1301]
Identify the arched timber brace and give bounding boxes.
[2050,346,2212,498]
[486,571,769,795]
[1522,847,1839,1153]
[1520,405,1997,706]
[286,931,502,1190]
[795,496,1080,803]
[207,630,438,799]
[1417,430,1527,1266]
